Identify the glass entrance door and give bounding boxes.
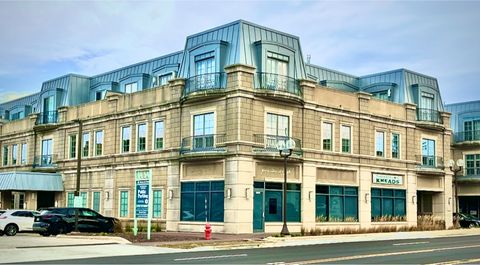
[253,189,264,232]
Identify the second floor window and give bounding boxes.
[95,131,103,156]
[12,144,18,165]
[137,123,147,152]
[266,113,289,137]
[421,138,436,167]
[121,126,131,153]
[464,120,480,141]
[125,82,138,93]
[466,154,480,175]
[193,113,214,149]
[341,125,351,153]
[21,143,27,164]
[375,131,385,157]
[82,133,90,157]
[158,73,172,86]
[3,146,8,166]
[41,139,53,165]
[69,135,77,159]
[322,122,333,151]
[392,133,400,159]
[154,121,164,150]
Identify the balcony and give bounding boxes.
[183,72,227,97]
[36,111,58,125]
[416,108,442,124]
[254,72,302,98]
[416,155,444,173]
[180,134,226,155]
[453,130,480,145]
[33,154,57,170]
[252,134,303,157]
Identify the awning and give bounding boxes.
[0,172,63,191]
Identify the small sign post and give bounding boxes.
[133,169,152,240]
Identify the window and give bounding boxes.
[125,82,138,93]
[158,73,172,86]
[153,190,162,218]
[195,53,216,89]
[137,123,147,152]
[96,90,106,101]
[341,125,351,153]
[121,126,131,153]
[2,146,7,166]
[255,182,301,222]
[12,144,18,165]
[69,135,77,159]
[80,192,87,207]
[316,185,358,222]
[373,90,389,100]
[193,113,214,150]
[21,143,27,164]
[92,191,101,212]
[154,121,164,150]
[266,52,289,91]
[82,133,89,157]
[465,154,480,175]
[392,133,400,159]
[119,191,129,217]
[266,113,289,137]
[421,138,436,167]
[95,131,103,156]
[371,188,406,221]
[421,92,434,110]
[464,120,480,141]
[180,181,224,222]
[375,131,385,157]
[10,111,24,120]
[67,192,74,207]
[41,139,53,165]
[322,122,333,151]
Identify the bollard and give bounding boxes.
[204,223,212,240]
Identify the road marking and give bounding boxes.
[285,244,480,264]
[393,241,430,246]
[427,257,480,265]
[174,253,247,261]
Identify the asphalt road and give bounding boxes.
[24,234,480,264]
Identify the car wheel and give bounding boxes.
[0,231,4,236]
[5,224,18,236]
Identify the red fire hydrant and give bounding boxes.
[204,223,212,240]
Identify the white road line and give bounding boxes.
[393,241,430,246]
[427,257,480,265]
[174,253,247,261]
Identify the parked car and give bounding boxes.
[455,213,480,228]
[0,210,39,236]
[33,207,119,236]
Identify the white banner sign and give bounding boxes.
[372,174,403,185]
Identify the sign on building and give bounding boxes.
[134,169,152,240]
[372,173,403,185]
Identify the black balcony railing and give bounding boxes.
[33,154,57,168]
[254,72,302,97]
[180,134,226,154]
[416,108,442,124]
[253,134,303,156]
[184,72,227,96]
[454,130,480,143]
[416,155,444,169]
[36,111,58,125]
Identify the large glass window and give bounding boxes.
[120,191,129,217]
[375,131,385,157]
[195,54,216,89]
[95,131,103,156]
[3,146,8,166]
[266,53,288,91]
[67,192,75,207]
[392,133,400,159]
[466,154,480,175]
[315,185,358,222]
[180,181,224,222]
[421,92,434,110]
[121,126,131,153]
[137,123,147,152]
[266,113,289,137]
[153,190,162,218]
[154,121,164,150]
[158,73,172,86]
[341,125,351,153]
[21,143,27,164]
[323,122,333,151]
[92,191,101,212]
[80,192,87,207]
[11,144,18,165]
[82,133,89,157]
[41,139,53,165]
[371,188,406,221]
[69,135,77,159]
[421,138,436,167]
[464,120,480,141]
[125,82,138,93]
[255,182,301,222]
[193,113,214,150]
[373,90,389,101]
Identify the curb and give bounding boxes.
[56,234,132,244]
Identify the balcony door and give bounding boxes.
[266,113,289,149]
[266,53,288,91]
[421,138,435,167]
[195,56,215,90]
[193,113,214,150]
[42,96,55,123]
[41,139,53,166]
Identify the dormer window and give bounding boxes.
[373,90,390,101]
[421,92,434,109]
[125,82,138,93]
[158,73,173,86]
[95,90,106,101]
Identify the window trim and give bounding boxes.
[118,189,130,218]
[391,132,401,159]
[340,124,353,154]
[263,107,293,137]
[136,122,148,152]
[94,130,104,156]
[120,125,132,153]
[152,119,165,151]
[152,188,164,219]
[375,130,386,157]
[20,143,27,164]
[91,190,101,213]
[322,121,334,152]
[11,144,18,165]
[124,82,138,94]
[190,108,217,137]
[82,132,90,157]
[2,145,7,166]
[69,134,77,159]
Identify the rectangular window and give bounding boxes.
[95,90,106,101]
[464,120,480,141]
[69,135,77,159]
[375,131,385,157]
[255,182,301,222]
[322,122,333,151]
[21,143,27,164]
[195,55,216,89]
[137,123,147,152]
[266,53,289,91]
[180,181,224,222]
[95,131,103,156]
[392,133,400,159]
[92,191,101,212]
[120,191,129,217]
[371,188,406,221]
[315,185,358,222]
[421,138,436,167]
[193,113,214,150]
[3,146,8,166]
[125,82,138,93]
[158,73,172,86]
[341,125,351,153]
[266,113,289,137]
[373,90,389,100]
[421,92,434,110]
[11,144,18,165]
[465,154,480,175]
[41,139,53,165]
[121,126,131,153]
[81,192,87,207]
[67,192,75,207]
[154,121,164,150]
[153,190,162,218]
[82,133,89,157]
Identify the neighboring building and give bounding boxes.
[0,20,452,233]
[446,101,480,218]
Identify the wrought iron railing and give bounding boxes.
[416,155,444,169]
[180,134,226,154]
[184,72,227,96]
[33,154,57,167]
[454,130,480,143]
[252,134,302,156]
[254,72,302,96]
[416,108,442,124]
[36,111,58,125]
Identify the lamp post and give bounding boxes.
[73,119,83,232]
[277,138,296,236]
[449,159,464,222]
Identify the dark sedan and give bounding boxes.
[455,213,480,228]
[33,207,119,236]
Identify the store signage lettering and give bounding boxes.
[372,174,403,185]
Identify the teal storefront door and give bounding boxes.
[253,189,264,232]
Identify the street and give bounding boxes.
[10,233,480,264]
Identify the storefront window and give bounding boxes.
[315,185,358,222]
[371,188,406,221]
[256,182,301,222]
[180,181,224,222]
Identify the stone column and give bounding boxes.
[168,78,186,101]
[57,106,68,123]
[224,64,256,92]
[302,163,317,231]
[166,160,181,231]
[299,79,317,102]
[406,171,417,227]
[359,168,372,228]
[357,92,372,156]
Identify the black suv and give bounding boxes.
[33,207,119,236]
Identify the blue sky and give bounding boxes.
[0,1,479,104]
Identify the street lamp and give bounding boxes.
[449,159,464,220]
[277,137,296,236]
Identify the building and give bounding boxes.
[0,20,453,233]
